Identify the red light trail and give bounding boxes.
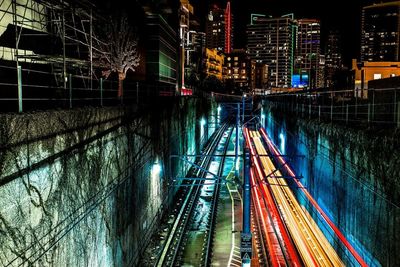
[259,127,368,267]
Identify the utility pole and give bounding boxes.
[13,0,22,113]
[241,148,252,265]
[242,94,246,123]
[235,103,240,178]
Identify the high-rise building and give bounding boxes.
[206,2,234,53]
[246,14,296,88]
[295,19,323,88]
[361,1,400,62]
[325,31,343,87]
[224,49,250,92]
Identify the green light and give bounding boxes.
[250,13,266,25]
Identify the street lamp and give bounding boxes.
[151,161,162,179]
[200,117,207,146]
[200,118,206,127]
[217,105,222,126]
[261,102,266,129]
[279,133,285,154]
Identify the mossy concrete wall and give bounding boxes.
[0,97,214,266]
[264,105,400,266]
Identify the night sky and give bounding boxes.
[191,0,380,67]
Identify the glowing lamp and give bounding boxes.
[151,162,162,178]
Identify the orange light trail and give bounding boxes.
[259,127,368,267]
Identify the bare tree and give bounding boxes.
[94,15,141,98]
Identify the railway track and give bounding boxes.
[155,122,233,267]
[201,126,233,266]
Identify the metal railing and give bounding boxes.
[0,63,193,113]
[264,88,400,127]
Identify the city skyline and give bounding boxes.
[192,0,384,66]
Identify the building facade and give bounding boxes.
[247,14,296,88]
[205,48,225,80]
[185,31,205,81]
[295,19,323,89]
[361,1,400,62]
[352,59,400,98]
[145,14,177,88]
[224,49,250,92]
[250,60,269,92]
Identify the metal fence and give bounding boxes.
[264,88,400,128]
[0,63,190,113]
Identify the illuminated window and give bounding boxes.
[373,74,382,80]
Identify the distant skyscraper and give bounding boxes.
[295,19,322,88]
[361,1,400,62]
[206,3,234,53]
[325,31,343,87]
[247,14,296,88]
